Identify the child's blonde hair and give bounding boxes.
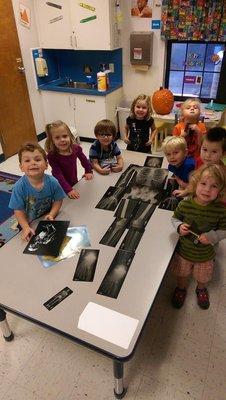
[94,119,117,139]
[162,136,187,153]
[45,120,77,153]
[18,142,47,163]
[180,98,201,121]
[130,94,152,120]
[187,164,226,199]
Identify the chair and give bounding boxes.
[153,120,171,152]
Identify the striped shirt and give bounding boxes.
[172,197,226,262]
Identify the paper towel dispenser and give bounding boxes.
[130,31,153,66]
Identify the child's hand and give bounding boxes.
[68,189,80,199]
[198,234,212,245]
[84,172,93,181]
[111,164,122,173]
[44,213,54,221]
[145,140,152,146]
[124,137,130,144]
[22,226,35,241]
[173,189,186,197]
[179,223,190,236]
[100,166,111,175]
[189,124,200,133]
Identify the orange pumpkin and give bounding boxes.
[152,87,174,115]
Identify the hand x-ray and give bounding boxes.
[97,249,134,298]
[73,249,99,281]
[95,186,125,211]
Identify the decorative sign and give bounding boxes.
[152,20,161,29]
[19,3,31,28]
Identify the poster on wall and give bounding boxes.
[19,3,31,28]
[131,0,152,18]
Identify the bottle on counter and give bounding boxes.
[97,70,107,92]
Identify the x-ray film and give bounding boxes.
[23,220,69,257]
[73,249,99,281]
[95,186,125,211]
[97,249,134,299]
[144,156,163,168]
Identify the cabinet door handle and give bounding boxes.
[73,34,77,48]
[70,35,73,48]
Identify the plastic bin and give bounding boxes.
[116,99,132,139]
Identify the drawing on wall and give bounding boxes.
[131,0,152,18]
[97,250,134,299]
[73,249,99,282]
[23,220,69,257]
[46,2,62,9]
[19,3,31,28]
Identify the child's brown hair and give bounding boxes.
[45,120,76,153]
[94,119,117,140]
[130,94,152,120]
[202,127,226,152]
[187,164,226,199]
[18,142,47,163]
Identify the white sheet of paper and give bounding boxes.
[78,302,139,349]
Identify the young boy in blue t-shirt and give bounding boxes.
[162,136,195,194]
[9,142,65,241]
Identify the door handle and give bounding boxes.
[18,66,25,73]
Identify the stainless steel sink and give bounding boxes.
[57,81,96,89]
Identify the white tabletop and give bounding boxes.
[0,151,177,359]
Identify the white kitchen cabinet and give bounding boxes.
[70,0,120,50]
[41,91,76,127]
[34,0,120,50]
[41,89,122,139]
[34,0,73,49]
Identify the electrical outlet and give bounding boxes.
[109,63,114,73]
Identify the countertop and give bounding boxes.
[38,78,122,96]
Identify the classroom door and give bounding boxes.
[0,1,36,158]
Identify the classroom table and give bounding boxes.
[0,151,178,398]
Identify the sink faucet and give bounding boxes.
[65,76,72,84]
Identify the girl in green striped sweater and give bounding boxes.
[171,164,226,309]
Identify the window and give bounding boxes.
[165,40,226,103]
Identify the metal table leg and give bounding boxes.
[113,360,127,399]
[0,309,14,341]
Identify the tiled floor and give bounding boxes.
[0,141,226,400]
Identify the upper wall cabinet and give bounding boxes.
[34,0,120,50]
